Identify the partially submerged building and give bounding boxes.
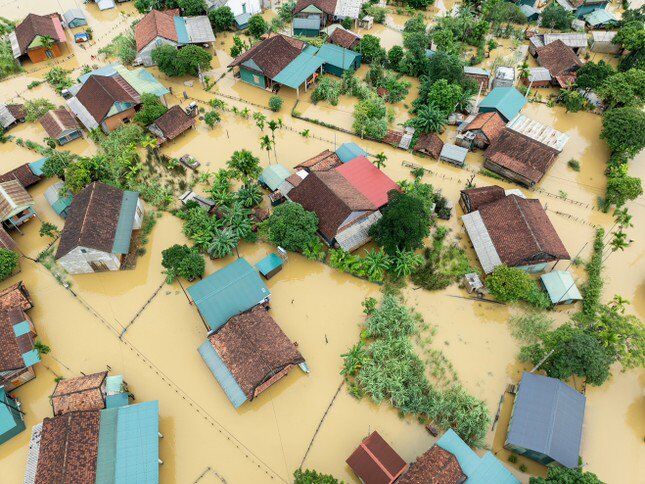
[327,25,361,50]
[478,87,526,122]
[413,132,443,159]
[461,111,506,149]
[50,371,130,416]
[293,0,338,35]
[492,66,515,89]
[44,181,73,218]
[590,30,620,54]
[62,8,87,28]
[148,105,196,144]
[198,306,306,408]
[542,32,588,55]
[0,180,37,231]
[0,387,25,446]
[336,141,367,163]
[464,66,491,92]
[535,40,582,88]
[0,104,25,132]
[316,43,362,77]
[440,143,468,167]
[55,182,144,274]
[294,149,342,172]
[461,189,569,274]
[505,372,585,469]
[39,108,82,145]
[540,270,582,305]
[522,67,552,88]
[335,155,399,209]
[0,164,42,190]
[9,13,67,64]
[259,164,292,192]
[346,431,409,484]
[506,114,569,153]
[205,0,263,29]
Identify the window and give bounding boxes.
[253,75,260,84]
[80,248,87,253]
[45,50,54,59]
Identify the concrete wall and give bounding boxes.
[137,38,178,67]
[102,107,137,133]
[58,246,121,274]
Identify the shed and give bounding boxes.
[44,182,73,218]
[0,104,25,131]
[464,66,491,91]
[540,270,582,305]
[336,142,367,163]
[590,30,619,54]
[413,132,443,158]
[255,253,284,279]
[584,9,617,28]
[0,388,25,445]
[439,143,468,167]
[0,164,42,189]
[259,164,291,192]
[493,66,515,88]
[187,258,270,331]
[0,180,36,229]
[543,33,588,54]
[96,0,116,10]
[148,105,196,144]
[27,158,47,178]
[519,4,540,21]
[506,372,585,468]
[293,15,322,36]
[346,431,408,484]
[62,8,87,28]
[40,109,82,145]
[522,67,552,88]
[478,87,527,122]
[316,43,362,76]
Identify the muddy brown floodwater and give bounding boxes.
[0,2,643,484]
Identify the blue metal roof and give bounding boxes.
[198,340,247,408]
[21,349,40,368]
[28,157,47,176]
[12,320,30,337]
[174,16,190,44]
[255,253,283,277]
[507,372,585,468]
[540,270,582,304]
[187,258,270,331]
[316,43,361,70]
[235,12,251,28]
[112,191,138,255]
[0,389,24,445]
[479,87,526,122]
[336,142,367,163]
[584,8,617,26]
[259,164,291,191]
[272,51,324,89]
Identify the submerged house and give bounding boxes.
[413,132,443,159]
[134,9,216,67]
[9,13,67,64]
[461,190,569,274]
[0,387,25,446]
[205,0,263,29]
[542,33,588,55]
[51,371,130,416]
[535,40,582,88]
[461,111,506,149]
[346,431,409,484]
[198,306,306,408]
[62,8,87,28]
[0,164,42,190]
[336,141,367,163]
[39,108,82,145]
[0,180,37,231]
[522,67,552,88]
[328,25,361,50]
[506,372,585,469]
[44,181,73,219]
[55,182,144,274]
[293,0,337,35]
[316,43,362,77]
[590,30,620,54]
[294,149,342,172]
[24,400,160,484]
[259,164,292,192]
[464,66,491,92]
[478,87,526,122]
[0,104,25,132]
[506,115,569,153]
[67,63,169,133]
[148,105,197,144]
[336,155,399,209]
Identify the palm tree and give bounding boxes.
[609,229,630,252]
[267,119,282,162]
[454,90,474,113]
[392,249,423,279]
[253,112,266,131]
[236,183,263,208]
[226,150,261,180]
[259,135,273,164]
[210,186,236,207]
[362,249,391,282]
[412,105,447,134]
[221,202,253,240]
[519,61,530,80]
[373,152,387,170]
[208,228,239,259]
[40,35,55,52]
[141,135,158,150]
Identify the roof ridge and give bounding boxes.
[512,196,543,253]
[545,380,561,458]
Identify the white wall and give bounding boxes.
[227,0,262,18]
[58,246,121,274]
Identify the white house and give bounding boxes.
[205,0,263,28]
[55,182,144,274]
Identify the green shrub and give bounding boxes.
[0,249,18,281]
[567,159,580,171]
[266,202,319,253]
[293,468,339,484]
[268,95,283,112]
[486,265,550,309]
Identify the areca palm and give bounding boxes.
[412,105,447,134]
[267,119,282,162]
[236,183,263,208]
[207,228,239,259]
[259,135,273,164]
[374,152,387,170]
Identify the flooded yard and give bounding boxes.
[0,2,643,484]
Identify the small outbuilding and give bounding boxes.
[255,253,284,279]
[462,111,506,149]
[62,8,87,28]
[507,114,569,152]
[464,66,491,92]
[506,372,585,469]
[51,371,130,415]
[584,9,617,28]
[40,109,82,145]
[540,270,582,305]
[0,163,42,189]
[590,30,620,54]
[346,431,408,484]
[478,87,527,122]
[148,105,196,144]
[0,388,25,445]
[522,67,552,88]
[413,132,443,159]
[336,142,367,163]
[0,180,36,231]
[0,104,25,132]
[316,43,362,77]
[295,149,341,172]
[328,26,361,50]
[440,143,468,167]
[259,164,291,192]
[492,66,515,88]
[0,306,40,392]
[44,182,73,218]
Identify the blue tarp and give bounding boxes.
[198,340,247,408]
[336,142,367,163]
[272,51,324,89]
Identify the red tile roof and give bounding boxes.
[150,105,195,141]
[383,130,403,147]
[40,108,80,139]
[478,194,570,266]
[414,133,443,158]
[76,74,139,124]
[398,445,466,484]
[0,226,16,251]
[134,9,178,52]
[329,28,361,49]
[460,185,505,213]
[295,149,341,172]
[228,35,305,79]
[346,431,408,484]
[464,112,506,145]
[0,282,33,312]
[294,0,338,14]
[536,40,582,77]
[336,156,399,209]
[14,13,65,55]
[0,163,41,188]
[51,371,108,416]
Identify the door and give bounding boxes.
[89,261,110,272]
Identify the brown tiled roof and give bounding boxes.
[150,105,195,141]
[460,185,505,213]
[40,109,80,140]
[208,306,304,401]
[294,0,338,14]
[6,104,25,120]
[536,40,582,77]
[554,73,577,88]
[0,226,16,251]
[398,445,466,484]
[55,182,125,259]
[464,112,506,145]
[288,171,375,240]
[346,431,408,484]
[14,13,63,55]
[0,308,31,372]
[295,150,341,172]
[485,129,558,184]
[414,133,444,158]
[0,282,33,312]
[228,34,305,79]
[51,371,108,416]
[383,130,403,147]
[0,163,41,188]
[0,179,34,220]
[478,194,570,266]
[285,173,303,187]
[329,28,360,49]
[135,9,178,52]
[76,74,139,124]
[36,411,101,483]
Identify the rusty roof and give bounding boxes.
[478,194,570,266]
[346,431,409,484]
[76,74,139,124]
[398,445,466,484]
[0,226,16,251]
[329,27,361,49]
[229,34,305,79]
[460,185,506,213]
[51,371,108,416]
[0,179,34,220]
[0,308,31,372]
[35,411,101,483]
[208,306,304,401]
[150,105,195,141]
[0,163,41,188]
[294,0,338,14]
[464,112,506,145]
[536,40,582,77]
[295,150,342,172]
[414,133,444,158]
[485,129,558,184]
[0,282,33,312]
[135,9,178,52]
[55,182,125,259]
[288,170,375,241]
[40,108,80,140]
[6,104,25,120]
[14,13,63,55]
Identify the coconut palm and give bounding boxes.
[207,227,239,259]
[259,135,273,164]
[210,186,236,207]
[226,149,261,180]
[519,61,530,80]
[392,249,423,279]
[610,229,630,252]
[40,35,55,51]
[411,104,447,134]
[236,183,263,208]
[374,152,387,170]
[267,119,282,162]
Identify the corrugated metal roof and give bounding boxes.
[62,8,87,26]
[543,33,588,48]
[0,388,24,445]
[24,422,43,484]
[112,191,138,254]
[114,65,170,98]
[584,8,617,26]
[507,372,585,468]
[506,114,569,152]
[28,158,47,177]
[184,16,216,43]
[336,142,367,163]
[255,253,283,277]
[464,66,490,76]
[67,96,99,130]
[0,180,34,220]
[114,401,159,483]
[96,407,118,483]
[294,16,321,30]
[45,182,73,217]
[272,51,324,89]
[440,143,468,163]
[527,67,552,82]
[336,156,398,208]
[316,43,361,70]
[0,105,17,129]
[187,258,270,331]
[462,211,502,274]
[336,211,381,252]
[259,164,291,191]
[591,30,617,42]
[540,270,582,303]
[479,87,527,122]
[97,0,116,10]
[335,0,365,19]
[174,16,189,44]
[198,340,247,408]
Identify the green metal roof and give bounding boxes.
[198,340,247,408]
[584,8,617,26]
[112,191,139,255]
[115,65,170,98]
[272,52,324,89]
[28,157,47,176]
[187,258,270,331]
[259,164,291,191]
[479,87,527,122]
[540,270,582,304]
[316,43,361,70]
[336,142,367,163]
[255,253,283,277]
[0,389,24,445]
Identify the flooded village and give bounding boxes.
[0,0,643,483]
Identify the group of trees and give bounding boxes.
[134,93,168,126]
[135,0,206,15]
[151,44,212,77]
[161,244,205,283]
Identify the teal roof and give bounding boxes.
[112,191,138,255]
[115,65,170,98]
[106,393,130,408]
[437,429,519,483]
[255,253,283,277]
[198,340,247,408]
[52,194,73,216]
[479,87,526,122]
[12,320,30,337]
[21,349,40,368]
[336,142,367,162]
[272,52,324,89]
[187,258,270,330]
[316,43,361,70]
[174,16,189,44]
[540,270,582,304]
[96,401,160,483]
[0,389,24,445]
[259,164,291,191]
[28,157,47,176]
[584,8,616,26]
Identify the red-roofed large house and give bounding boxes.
[336,156,399,209]
[9,13,66,64]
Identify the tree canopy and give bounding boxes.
[134,93,168,126]
[208,6,234,32]
[151,44,212,76]
[266,202,319,252]
[540,2,573,30]
[600,106,645,158]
